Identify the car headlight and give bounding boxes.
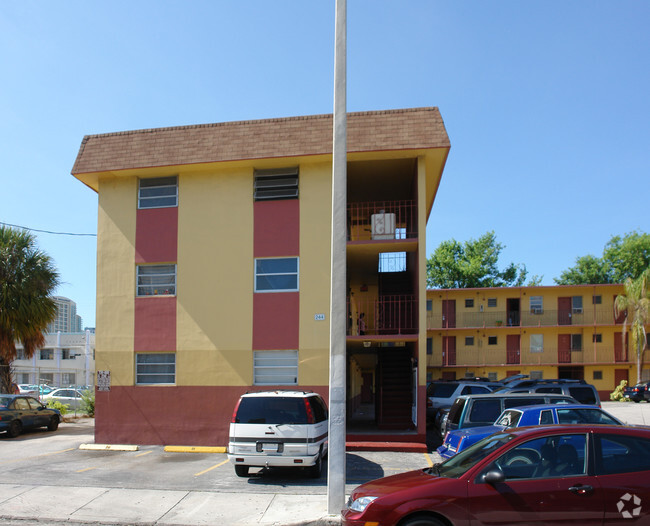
[348,496,378,512]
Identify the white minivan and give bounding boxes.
[228,390,328,478]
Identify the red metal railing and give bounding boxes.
[347,200,417,241]
[348,295,417,335]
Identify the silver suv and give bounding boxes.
[427,380,501,423]
[228,390,328,478]
[492,379,601,406]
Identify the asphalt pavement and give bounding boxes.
[1,401,648,526]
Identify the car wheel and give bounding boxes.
[8,420,22,438]
[48,416,60,431]
[234,465,249,477]
[401,515,446,526]
[309,452,323,479]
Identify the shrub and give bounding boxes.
[610,380,628,402]
[46,400,70,415]
[81,389,95,417]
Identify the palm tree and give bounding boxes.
[615,268,650,385]
[0,226,59,393]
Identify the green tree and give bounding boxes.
[426,231,528,288]
[614,269,650,385]
[556,231,650,285]
[0,226,59,393]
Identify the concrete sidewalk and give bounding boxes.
[0,484,341,526]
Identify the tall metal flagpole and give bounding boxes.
[328,0,347,514]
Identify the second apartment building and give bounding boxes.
[426,284,647,397]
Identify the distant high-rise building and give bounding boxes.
[47,296,83,333]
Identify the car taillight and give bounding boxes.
[304,398,315,424]
[427,398,432,408]
[231,398,242,423]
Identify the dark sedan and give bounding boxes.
[0,394,61,438]
[343,425,650,526]
[624,381,650,403]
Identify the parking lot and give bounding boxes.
[0,417,436,497]
[1,401,648,525]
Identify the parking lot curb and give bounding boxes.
[79,444,139,451]
[164,445,227,453]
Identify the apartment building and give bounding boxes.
[426,284,648,397]
[71,108,450,446]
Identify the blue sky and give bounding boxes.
[1,1,648,328]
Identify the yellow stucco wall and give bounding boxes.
[176,167,254,385]
[298,162,332,385]
[96,176,137,385]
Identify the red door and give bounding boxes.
[442,300,456,328]
[558,297,572,325]
[443,336,456,366]
[614,369,629,388]
[614,332,628,362]
[558,334,572,363]
[506,334,521,364]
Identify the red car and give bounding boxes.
[342,425,650,526]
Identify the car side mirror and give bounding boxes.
[483,468,506,485]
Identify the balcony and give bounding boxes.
[348,200,417,242]
[348,295,417,336]
[427,308,624,329]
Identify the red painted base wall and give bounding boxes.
[94,385,329,446]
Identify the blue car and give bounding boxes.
[437,403,622,459]
[0,394,61,438]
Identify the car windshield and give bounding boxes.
[429,433,514,478]
[235,397,308,425]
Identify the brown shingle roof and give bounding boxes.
[71,107,449,175]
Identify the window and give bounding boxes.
[530,334,544,353]
[595,434,650,475]
[465,336,475,346]
[530,370,544,380]
[465,299,474,308]
[40,349,54,360]
[571,334,583,351]
[488,336,497,345]
[592,295,602,305]
[487,298,497,308]
[137,264,176,296]
[255,257,298,292]
[572,296,583,314]
[426,299,432,311]
[253,350,298,385]
[62,349,75,360]
[593,370,603,380]
[539,410,554,424]
[136,353,175,385]
[254,168,298,200]
[379,252,406,272]
[138,176,178,209]
[593,333,602,343]
[530,296,543,314]
[427,338,433,355]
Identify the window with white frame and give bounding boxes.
[379,252,406,273]
[137,264,177,296]
[138,176,178,209]
[40,348,54,360]
[530,334,544,353]
[255,257,298,292]
[530,296,543,314]
[136,353,176,385]
[254,168,298,201]
[253,350,298,385]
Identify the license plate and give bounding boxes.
[256,442,284,453]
